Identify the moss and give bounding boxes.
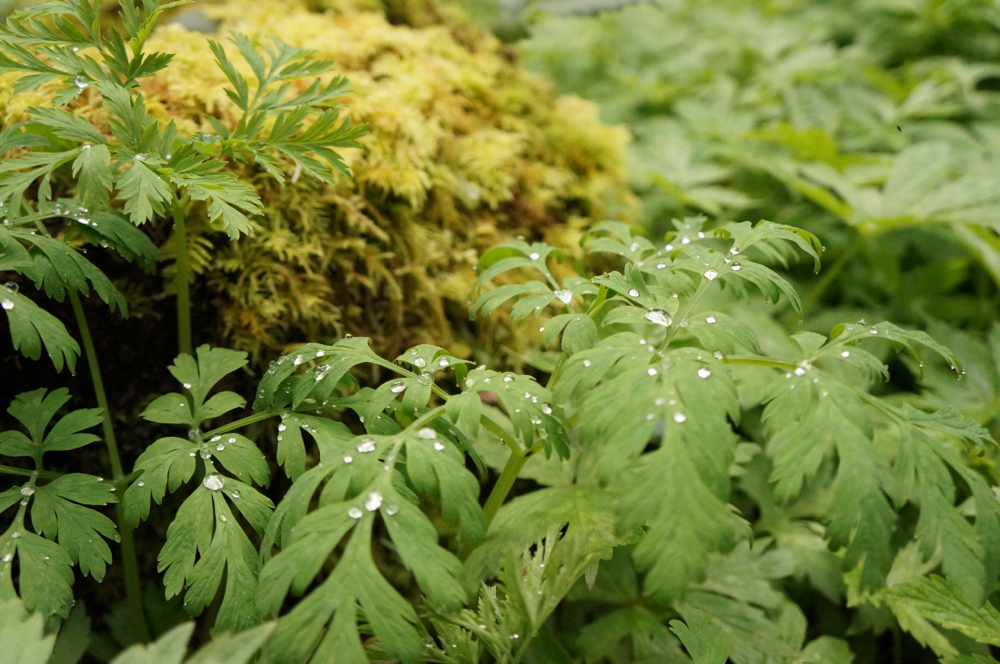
[4,0,637,368]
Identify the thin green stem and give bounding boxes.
[480,415,522,455]
[0,465,61,480]
[482,440,543,526]
[69,291,122,478]
[799,236,861,316]
[720,355,800,371]
[171,195,192,357]
[200,411,278,440]
[660,278,710,351]
[68,290,150,642]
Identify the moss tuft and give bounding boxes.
[3,0,637,367]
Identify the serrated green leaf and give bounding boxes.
[669,608,732,664]
[29,474,117,581]
[123,437,197,527]
[884,576,1000,648]
[0,292,80,371]
[0,388,101,459]
[0,598,56,664]
[116,161,171,224]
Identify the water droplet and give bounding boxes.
[869,327,878,335]
[433,441,445,451]
[137,481,145,487]
[74,75,88,89]
[541,404,552,414]
[1,299,13,310]
[583,359,592,367]
[390,380,407,393]
[357,439,377,453]
[703,268,718,280]
[644,310,672,327]
[10,531,20,539]
[216,444,225,451]
[348,507,363,519]
[840,350,850,358]
[529,252,540,260]
[705,315,717,324]
[386,504,399,515]
[414,357,426,368]
[203,474,225,491]
[697,367,711,379]
[133,153,148,162]
[365,491,383,511]
[417,428,436,440]
[277,424,287,433]
[438,357,450,367]
[219,515,227,522]
[503,375,514,383]
[293,355,305,365]
[553,288,573,304]
[20,485,34,497]
[628,288,639,297]
[731,263,742,271]
[417,372,433,386]
[314,364,331,381]
[1,553,11,562]
[647,367,658,376]
[673,412,687,423]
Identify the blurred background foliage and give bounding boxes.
[467,0,1000,441]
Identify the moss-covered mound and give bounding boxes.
[3,0,636,367]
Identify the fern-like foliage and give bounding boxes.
[104,215,980,661]
[0,389,117,619]
[123,346,273,632]
[0,0,366,373]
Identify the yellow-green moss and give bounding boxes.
[4,0,637,366]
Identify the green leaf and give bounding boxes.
[110,620,273,664]
[404,425,486,546]
[0,527,75,618]
[0,388,101,460]
[884,576,1000,648]
[0,599,56,664]
[116,161,172,225]
[70,144,112,214]
[159,483,271,632]
[0,291,81,372]
[13,230,128,314]
[123,437,198,527]
[73,207,160,268]
[29,473,118,581]
[465,483,620,589]
[669,608,732,664]
[259,516,425,664]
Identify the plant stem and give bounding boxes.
[660,277,710,351]
[68,290,150,643]
[482,441,542,526]
[201,411,278,440]
[720,355,800,371]
[171,195,192,357]
[799,236,861,316]
[0,465,61,480]
[69,291,123,478]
